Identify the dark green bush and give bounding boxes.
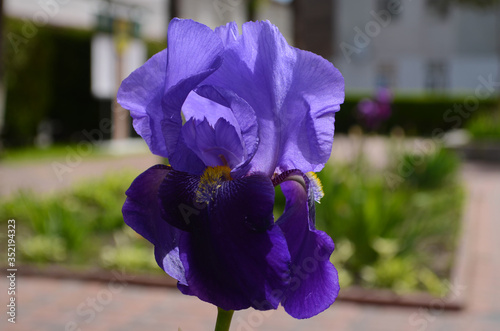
[337,95,498,135]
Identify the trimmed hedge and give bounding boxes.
[337,95,498,136]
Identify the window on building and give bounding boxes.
[425,61,448,92]
[377,0,402,19]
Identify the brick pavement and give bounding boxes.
[0,149,499,330]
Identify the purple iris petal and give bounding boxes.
[122,165,187,285]
[181,117,245,169]
[182,90,242,132]
[275,170,339,319]
[194,85,259,177]
[181,86,259,177]
[117,49,168,156]
[118,18,224,173]
[205,20,344,176]
[214,21,239,46]
[158,170,291,311]
[161,19,225,174]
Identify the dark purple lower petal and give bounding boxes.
[122,165,187,285]
[276,172,339,319]
[158,169,291,311]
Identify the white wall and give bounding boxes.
[450,56,499,92]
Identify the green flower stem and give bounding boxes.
[214,307,234,331]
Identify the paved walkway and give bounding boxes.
[0,151,161,197]
[0,143,499,330]
[0,136,429,197]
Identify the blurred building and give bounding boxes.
[334,0,500,95]
[5,0,168,39]
[6,0,500,96]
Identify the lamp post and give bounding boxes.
[112,16,131,141]
[92,0,144,144]
[0,0,4,151]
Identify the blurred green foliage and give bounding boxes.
[0,170,160,272]
[0,147,464,294]
[1,144,98,163]
[306,147,464,295]
[465,111,500,141]
[398,147,461,189]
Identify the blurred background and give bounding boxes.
[1,0,500,330]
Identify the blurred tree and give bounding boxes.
[0,0,4,149]
[293,0,334,59]
[247,0,260,21]
[169,0,179,21]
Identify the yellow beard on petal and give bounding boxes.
[196,166,232,205]
[306,172,325,203]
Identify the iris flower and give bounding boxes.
[118,19,344,320]
[357,87,392,130]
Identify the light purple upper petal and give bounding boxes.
[194,85,259,178]
[214,21,239,46]
[118,18,224,167]
[117,49,168,157]
[181,117,245,169]
[164,19,224,92]
[182,90,241,132]
[205,20,344,176]
[119,19,343,176]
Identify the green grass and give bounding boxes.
[0,144,99,163]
